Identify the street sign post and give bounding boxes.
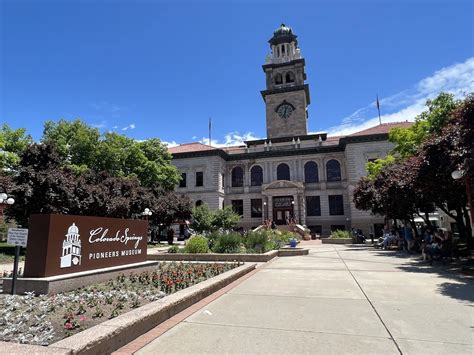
[7,228,28,295]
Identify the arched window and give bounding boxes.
[195,200,203,207]
[274,73,283,85]
[285,71,295,83]
[304,161,319,183]
[277,163,290,181]
[231,166,244,187]
[250,165,263,186]
[326,159,341,182]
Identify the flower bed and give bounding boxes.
[0,262,239,346]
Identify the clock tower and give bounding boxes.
[261,24,310,139]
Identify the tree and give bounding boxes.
[190,204,214,233]
[5,144,76,226]
[190,204,241,233]
[0,124,33,171]
[388,93,460,158]
[212,206,241,231]
[42,119,180,189]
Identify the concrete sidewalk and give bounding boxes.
[136,244,473,355]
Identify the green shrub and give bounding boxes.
[184,235,209,253]
[243,230,271,253]
[268,231,295,249]
[212,232,242,253]
[330,230,351,239]
[168,245,181,253]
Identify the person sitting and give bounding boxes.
[421,229,433,261]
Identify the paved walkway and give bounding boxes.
[133,244,473,354]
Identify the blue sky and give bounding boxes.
[1,0,473,146]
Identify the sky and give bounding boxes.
[1,0,473,147]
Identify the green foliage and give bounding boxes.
[190,205,214,234]
[167,245,181,253]
[191,205,241,233]
[330,230,351,239]
[389,93,460,159]
[366,155,395,180]
[184,235,209,254]
[243,230,271,253]
[0,124,32,171]
[212,207,241,231]
[41,119,180,190]
[268,231,294,249]
[212,232,242,253]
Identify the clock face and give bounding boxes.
[277,102,294,119]
[72,256,79,265]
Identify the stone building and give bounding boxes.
[169,24,411,237]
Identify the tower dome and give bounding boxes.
[269,23,298,47]
[67,223,79,235]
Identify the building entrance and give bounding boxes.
[273,196,294,225]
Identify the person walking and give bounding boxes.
[403,224,414,253]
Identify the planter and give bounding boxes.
[321,238,353,244]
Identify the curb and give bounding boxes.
[0,263,256,355]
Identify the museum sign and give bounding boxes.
[24,214,148,277]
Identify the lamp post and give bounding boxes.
[0,192,15,222]
[451,169,474,226]
[0,192,18,294]
[141,208,153,243]
[263,201,267,221]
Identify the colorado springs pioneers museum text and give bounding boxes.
[169,24,410,237]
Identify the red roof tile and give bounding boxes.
[349,121,412,136]
[168,142,219,154]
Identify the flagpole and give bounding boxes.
[376,94,382,125]
[208,117,212,146]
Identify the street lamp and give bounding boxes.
[263,202,267,221]
[0,192,15,222]
[451,168,473,226]
[0,193,15,205]
[141,208,152,219]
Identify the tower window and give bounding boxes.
[274,73,283,85]
[285,71,295,83]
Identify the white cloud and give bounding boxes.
[198,131,261,147]
[162,140,179,148]
[327,57,474,136]
[121,123,136,131]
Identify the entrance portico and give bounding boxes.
[262,180,305,225]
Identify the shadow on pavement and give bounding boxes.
[341,244,474,304]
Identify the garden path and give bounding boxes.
[118,243,474,354]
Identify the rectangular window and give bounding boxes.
[195,171,203,187]
[179,173,186,188]
[251,199,262,218]
[328,195,344,215]
[231,200,244,216]
[306,196,321,216]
